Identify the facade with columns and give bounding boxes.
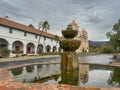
[0,17,61,57]
[70,20,89,53]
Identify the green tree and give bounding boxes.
[54,35,60,46]
[108,68,120,86]
[102,45,114,53]
[37,20,50,55]
[89,42,114,54]
[106,19,120,54]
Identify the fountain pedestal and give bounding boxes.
[61,51,78,70]
[59,24,80,71]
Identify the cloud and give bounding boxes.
[0,0,33,19]
[0,0,120,41]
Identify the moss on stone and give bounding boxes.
[59,39,80,51]
[62,30,78,39]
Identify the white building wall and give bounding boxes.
[0,25,59,56]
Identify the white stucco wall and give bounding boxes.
[0,25,60,56]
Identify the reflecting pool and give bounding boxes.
[8,63,120,88]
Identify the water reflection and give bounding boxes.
[8,63,120,87]
[78,54,113,64]
[79,64,89,84]
[59,70,79,85]
[26,65,34,72]
[8,64,60,82]
[108,67,120,86]
[10,67,22,76]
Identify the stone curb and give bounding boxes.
[0,55,60,62]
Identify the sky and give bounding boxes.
[0,0,120,41]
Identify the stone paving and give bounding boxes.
[0,55,120,90]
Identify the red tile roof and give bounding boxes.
[0,17,56,39]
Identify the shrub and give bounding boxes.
[0,47,10,58]
[15,54,19,57]
[102,46,114,53]
[21,54,27,57]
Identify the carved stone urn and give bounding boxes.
[59,24,80,71]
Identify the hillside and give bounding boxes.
[89,40,108,47]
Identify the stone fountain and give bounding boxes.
[59,24,80,71]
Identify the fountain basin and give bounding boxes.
[59,39,80,51]
[62,30,78,39]
[0,54,120,90]
[6,63,120,88]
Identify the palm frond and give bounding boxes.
[38,22,43,29]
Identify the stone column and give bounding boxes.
[23,44,27,54]
[61,51,78,71]
[43,45,46,53]
[34,45,37,54]
[8,43,12,56]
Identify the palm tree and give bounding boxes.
[37,20,50,55]
[54,35,60,46]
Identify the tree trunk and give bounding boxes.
[37,30,44,55]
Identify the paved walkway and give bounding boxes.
[0,55,60,62]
